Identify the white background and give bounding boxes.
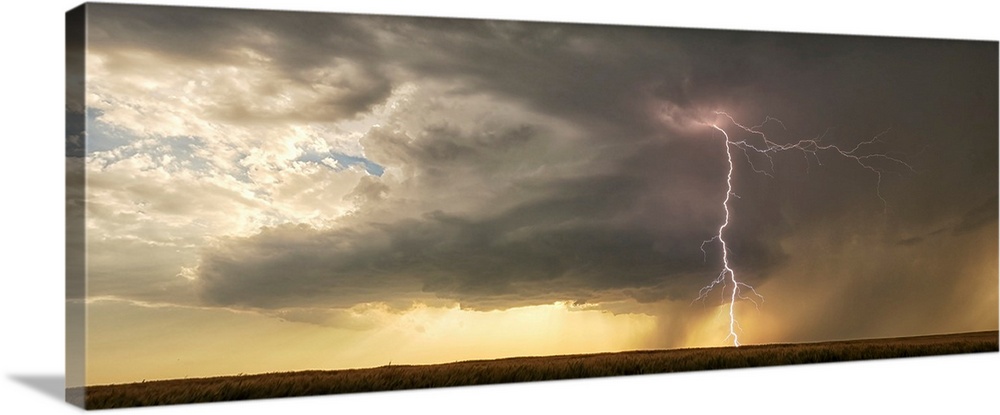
[1,1,997,414]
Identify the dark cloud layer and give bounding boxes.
[88,5,997,337]
[197,172,719,309]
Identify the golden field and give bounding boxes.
[77,330,998,409]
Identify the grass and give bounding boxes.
[76,330,998,409]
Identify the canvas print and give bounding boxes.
[66,2,999,409]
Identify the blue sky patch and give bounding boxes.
[299,151,385,176]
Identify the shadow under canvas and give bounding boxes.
[9,374,68,403]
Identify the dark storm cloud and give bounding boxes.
[193,109,794,310]
[96,6,996,315]
[952,195,999,235]
[196,132,740,309]
[87,3,396,123]
[197,200,708,309]
[897,195,998,246]
[87,4,380,68]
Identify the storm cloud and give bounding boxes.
[83,4,996,342]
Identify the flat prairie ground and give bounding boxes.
[77,330,998,409]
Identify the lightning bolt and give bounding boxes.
[695,111,913,347]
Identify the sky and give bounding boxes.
[67,2,998,387]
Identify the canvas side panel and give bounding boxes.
[65,3,87,408]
